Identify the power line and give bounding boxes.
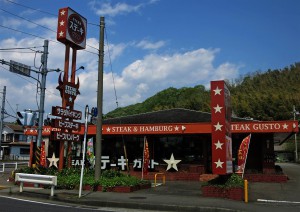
[105,28,119,109]
[0,47,43,51]
[3,1,99,52]
[0,64,86,112]
[0,8,56,33]
[5,0,57,17]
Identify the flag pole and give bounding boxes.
[242,134,251,179]
[141,136,146,180]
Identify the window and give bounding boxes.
[20,148,30,155]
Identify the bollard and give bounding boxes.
[244,179,248,203]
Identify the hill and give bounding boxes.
[105,63,300,121]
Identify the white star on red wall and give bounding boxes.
[214,159,224,168]
[214,122,223,131]
[213,87,222,95]
[213,104,223,113]
[214,140,224,149]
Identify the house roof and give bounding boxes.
[4,124,23,132]
[103,108,249,125]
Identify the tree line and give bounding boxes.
[105,62,300,121]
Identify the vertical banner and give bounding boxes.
[86,138,95,167]
[210,80,233,174]
[142,137,150,178]
[40,141,46,167]
[236,134,251,177]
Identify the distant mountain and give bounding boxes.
[105,63,300,121]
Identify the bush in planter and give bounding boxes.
[202,174,244,200]
[12,167,151,192]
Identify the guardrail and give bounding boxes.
[0,162,29,173]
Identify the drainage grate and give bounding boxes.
[129,196,147,199]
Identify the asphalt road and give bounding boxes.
[0,195,108,212]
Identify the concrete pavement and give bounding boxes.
[1,163,300,212]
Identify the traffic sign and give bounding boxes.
[9,60,31,77]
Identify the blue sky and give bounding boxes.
[0,0,300,122]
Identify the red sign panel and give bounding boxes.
[52,119,81,131]
[57,7,87,50]
[52,131,80,142]
[210,80,233,175]
[52,106,82,120]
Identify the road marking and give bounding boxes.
[257,199,300,204]
[0,195,99,210]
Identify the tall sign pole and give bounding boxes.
[95,16,105,180]
[56,7,87,170]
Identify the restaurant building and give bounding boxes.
[25,108,298,181]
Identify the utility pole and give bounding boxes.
[293,105,299,162]
[37,40,48,148]
[95,17,105,180]
[0,86,6,159]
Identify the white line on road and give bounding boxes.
[257,199,300,204]
[0,195,100,210]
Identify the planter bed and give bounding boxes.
[201,186,243,201]
[83,183,151,193]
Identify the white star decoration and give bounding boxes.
[282,123,288,129]
[214,140,224,149]
[164,153,181,171]
[59,20,65,26]
[60,10,66,16]
[214,122,223,131]
[214,159,224,168]
[47,153,59,168]
[213,87,222,95]
[174,126,179,131]
[213,104,223,113]
[59,31,64,37]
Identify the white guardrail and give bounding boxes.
[0,161,29,173]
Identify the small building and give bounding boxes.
[1,124,30,160]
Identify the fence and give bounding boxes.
[0,161,29,173]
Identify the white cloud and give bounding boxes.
[89,0,158,17]
[103,48,240,110]
[136,39,165,50]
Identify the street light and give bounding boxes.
[293,105,299,162]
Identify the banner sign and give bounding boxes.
[236,134,251,175]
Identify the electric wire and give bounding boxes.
[105,28,119,108]
[0,24,98,56]
[2,2,99,53]
[0,65,86,114]
[0,8,57,33]
[104,28,130,173]
[4,0,57,17]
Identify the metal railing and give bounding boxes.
[0,161,29,173]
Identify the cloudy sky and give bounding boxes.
[0,0,300,122]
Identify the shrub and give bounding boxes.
[203,173,244,188]
[12,167,150,190]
